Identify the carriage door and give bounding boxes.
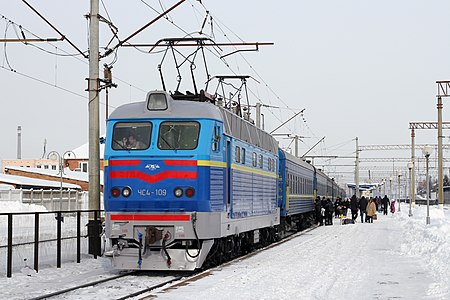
[226,138,232,216]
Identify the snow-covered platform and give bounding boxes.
[1,205,449,299]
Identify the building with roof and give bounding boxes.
[1,141,105,174]
[3,166,102,191]
[0,172,81,190]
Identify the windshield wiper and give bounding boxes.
[160,135,177,150]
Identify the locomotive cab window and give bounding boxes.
[112,122,151,150]
[147,93,167,110]
[158,121,200,150]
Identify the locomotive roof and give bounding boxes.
[109,92,223,121]
[109,91,278,153]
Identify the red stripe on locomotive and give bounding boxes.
[109,160,142,166]
[163,160,197,166]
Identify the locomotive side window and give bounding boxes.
[158,121,200,150]
[212,125,221,152]
[112,122,151,150]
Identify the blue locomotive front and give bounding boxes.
[104,91,279,270]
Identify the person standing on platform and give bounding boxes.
[359,196,368,223]
[366,199,376,223]
[314,196,322,226]
[325,198,334,225]
[390,199,396,214]
[350,195,359,221]
[382,195,390,215]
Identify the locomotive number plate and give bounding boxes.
[137,189,167,197]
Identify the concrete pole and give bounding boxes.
[255,102,261,129]
[389,178,392,200]
[17,126,22,159]
[411,128,415,208]
[88,0,100,212]
[408,167,412,217]
[426,154,431,224]
[294,135,299,158]
[355,137,360,198]
[437,96,444,208]
[397,173,401,212]
[88,0,101,257]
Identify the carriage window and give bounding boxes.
[241,148,246,164]
[112,122,151,150]
[158,121,200,150]
[235,146,241,163]
[258,154,263,169]
[252,152,257,167]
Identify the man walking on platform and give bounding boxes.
[382,195,390,215]
[350,195,359,221]
[359,196,368,223]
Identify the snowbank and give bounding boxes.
[397,205,450,297]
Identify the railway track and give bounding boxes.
[135,225,318,299]
[28,271,185,300]
[28,226,317,300]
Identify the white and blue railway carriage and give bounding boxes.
[277,150,316,231]
[104,91,279,270]
[316,169,329,199]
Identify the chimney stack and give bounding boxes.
[17,126,21,159]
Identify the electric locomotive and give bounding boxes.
[104,90,279,270]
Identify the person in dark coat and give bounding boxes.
[334,197,341,218]
[321,197,327,225]
[359,196,368,223]
[314,196,322,225]
[374,196,380,212]
[324,198,334,225]
[382,195,390,215]
[350,195,359,221]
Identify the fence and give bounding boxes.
[0,209,104,278]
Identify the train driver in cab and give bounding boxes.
[125,133,145,149]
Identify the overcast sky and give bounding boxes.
[1,0,450,184]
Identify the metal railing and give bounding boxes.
[1,209,103,278]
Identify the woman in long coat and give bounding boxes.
[366,199,377,223]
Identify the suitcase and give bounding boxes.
[373,214,378,220]
[341,218,355,225]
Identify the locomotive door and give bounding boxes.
[225,138,231,216]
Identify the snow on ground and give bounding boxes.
[1,204,450,299]
[152,205,449,300]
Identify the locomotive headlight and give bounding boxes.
[122,187,131,197]
[174,187,183,198]
[185,187,195,198]
[111,187,120,198]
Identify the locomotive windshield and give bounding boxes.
[112,122,152,150]
[158,121,200,150]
